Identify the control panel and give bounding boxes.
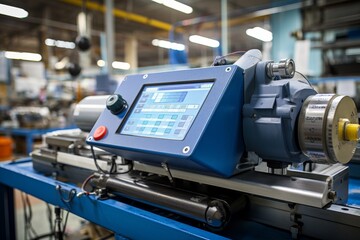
[87,66,245,177]
[120,82,213,141]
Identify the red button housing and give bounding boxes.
[93,126,107,140]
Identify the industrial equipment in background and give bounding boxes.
[31,49,360,239]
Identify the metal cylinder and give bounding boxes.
[92,175,231,228]
[266,58,295,79]
[73,95,109,132]
[298,94,358,164]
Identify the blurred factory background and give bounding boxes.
[0,0,360,239]
[0,0,359,156]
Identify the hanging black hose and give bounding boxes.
[54,207,63,240]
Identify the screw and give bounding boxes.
[328,190,337,200]
[182,146,190,154]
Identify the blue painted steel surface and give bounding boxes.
[348,162,360,179]
[1,159,360,239]
[87,66,245,177]
[0,126,77,154]
[243,76,316,163]
[0,159,229,240]
[348,178,360,207]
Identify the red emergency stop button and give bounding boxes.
[93,126,107,140]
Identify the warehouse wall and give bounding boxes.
[270,9,301,61]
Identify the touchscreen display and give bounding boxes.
[120,82,213,140]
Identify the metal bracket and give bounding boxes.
[161,162,174,184]
[290,212,303,239]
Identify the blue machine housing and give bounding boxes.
[243,76,316,163]
[87,65,245,177]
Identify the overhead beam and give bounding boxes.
[61,0,173,31]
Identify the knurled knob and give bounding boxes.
[106,94,127,115]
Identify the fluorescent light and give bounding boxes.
[246,27,273,42]
[54,61,66,70]
[54,57,69,70]
[97,60,130,69]
[112,61,130,70]
[0,4,28,18]
[97,60,106,67]
[5,51,42,61]
[152,39,185,51]
[189,35,220,48]
[152,0,193,14]
[346,48,360,56]
[45,39,55,46]
[45,38,76,49]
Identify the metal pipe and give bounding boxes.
[73,95,108,132]
[61,0,173,31]
[105,0,114,74]
[91,175,231,228]
[174,0,312,29]
[221,0,228,55]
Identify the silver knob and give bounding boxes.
[267,58,295,79]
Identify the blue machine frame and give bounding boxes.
[1,159,360,239]
[87,66,245,177]
[0,159,228,240]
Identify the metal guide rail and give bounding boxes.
[1,159,360,240]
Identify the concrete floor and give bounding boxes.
[15,190,83,240]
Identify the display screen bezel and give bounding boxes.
[117,80,214,141]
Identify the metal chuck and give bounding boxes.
[298,94,359,164]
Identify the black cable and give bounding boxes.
[56,185,76,203]
[113,159,134,175]
[120,161,134,174]
[99,233,115,240]
[46,203,53,239]
[211,51,246,66]
[31,232,55,240]
[62,210,70,235]
[25,195,38,238]
[295,70,312,86]
[21,193,28,240]
[93,225,102,237]
[21,193,38,240]
[54,207,63,240]
[91,145,116,174]
[82,174,95,192]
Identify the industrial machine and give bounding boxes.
[32,50,360,239]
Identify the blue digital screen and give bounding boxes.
[120,82,213,140]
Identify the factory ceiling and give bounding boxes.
[0,0,358,68]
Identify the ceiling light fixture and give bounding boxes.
[189,35,220,48]
[97,60,130,70]
[4,51,42,61]
[246,27,273,42]
[45,38,76,49]
[152,39,185,51]
[0,4,28,18]
[54,57,69,70]
[152,0,193,14]
[97,60,106,67]
[112,61,131,70]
